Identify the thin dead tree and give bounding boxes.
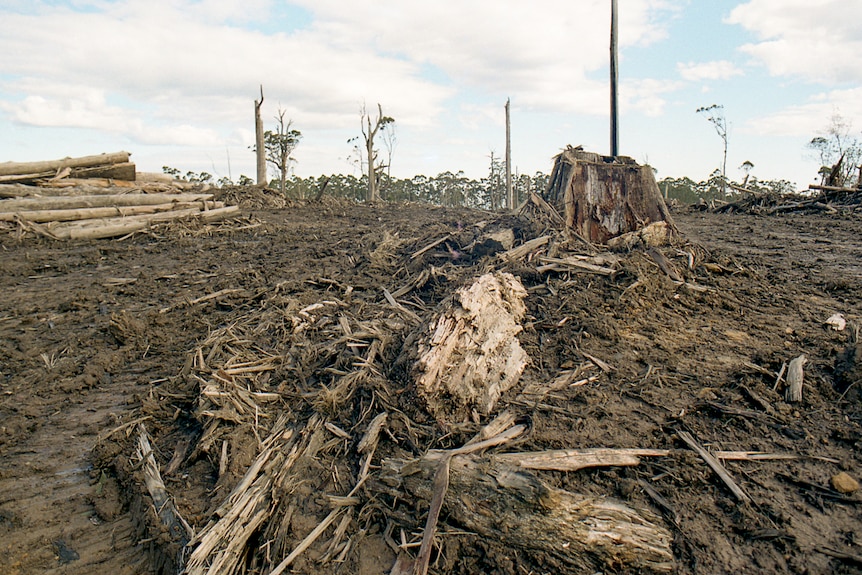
[697,104,729,198]
[264,109,302,196]
[358,103,394,203]
[254,85,266,186]
[381,119,397,195]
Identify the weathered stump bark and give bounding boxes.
[382,454,674,573]
[544,147,676,244]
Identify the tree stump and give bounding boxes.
[544,147,676,244]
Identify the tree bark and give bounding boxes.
[0,152,131,177]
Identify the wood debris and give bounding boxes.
[785,354,807,403]
[411,272,529,422]
[381,448,674,573]
[677,431,752,504]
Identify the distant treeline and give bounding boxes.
[167,166,797,208]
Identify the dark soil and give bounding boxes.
[1,192,860,574]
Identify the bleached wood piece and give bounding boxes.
[494,448,670,472]
[135,424,193,549]
[537,255,616,275]
[414,272,529,421]
[497,235,551,261]
[785,354,806,402]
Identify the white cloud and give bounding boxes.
[0,0,696,179]
[677,61,743,82]
[0,0,452,138]
[622,78,683,117]
[745,87,862,137]
[727,0,862,83]
[288,0,680,113]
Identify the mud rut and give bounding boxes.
[1,199,860,575]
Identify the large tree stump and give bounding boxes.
[544,147,676,244]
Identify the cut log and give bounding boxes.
[46,206,240,240]
[0,192,212,212]
[0,152,131,177]
[0,201,223,223]
[381,454,674,573]
[543,146,676,244]
[66,161,136,181]
[410,272,529,423]
[35,178,139,189]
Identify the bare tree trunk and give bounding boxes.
[505,98,513,210]
[255,85,266,187]
[361,103,392,203]
[366,120,377,202]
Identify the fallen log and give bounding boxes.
[0,151,131,177]
[35,178,139,189]
[46,206,240,240]
[0,192,212,212]
[66,161,136,181]
[381,454,674,573]
[0,200,223,223]
[0,162,139,184]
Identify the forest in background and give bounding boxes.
[168,164,797,210]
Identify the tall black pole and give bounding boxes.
[505,98,513,210]
[610,0,619,157]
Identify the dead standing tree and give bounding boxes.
[358,103,394,203]
[264,109,302,196]
[254,86,266,186]
[697,104,729,198]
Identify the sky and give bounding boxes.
[1,0,860,189]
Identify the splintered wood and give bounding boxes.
[413,272,529,422]
[382,452,674,573]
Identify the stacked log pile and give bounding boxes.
[0,152,241,239]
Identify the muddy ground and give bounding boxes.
[1,191,860,574]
